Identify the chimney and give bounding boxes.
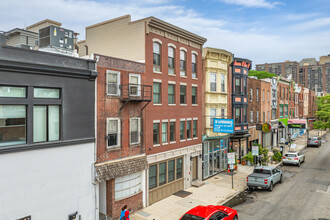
[0,32,6,46]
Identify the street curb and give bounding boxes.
[219,186,248,206]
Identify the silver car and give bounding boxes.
[307,136,321,147]
[283,151,305,167]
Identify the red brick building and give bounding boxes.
[94,55,151,218]
[78,15,207,216]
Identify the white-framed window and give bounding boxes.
[221,74,225,92]
[192,54,197,78]
[168,46,175,74]
[250,88,253,101]
[162,122,168,144]
[221,108,225,118]
[210,108,216,127]
[130,117,140,145]
[250,110,253,123]
[153,42,161,72]
[180,50,186,76]
[129,74,141,97]
[107,118,120,148]
[256,111,259,122]
[115,172,141,200]
[256,89,259,101]
[210,73,217,92]
[107,70,120,96]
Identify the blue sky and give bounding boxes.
[1,0,330,66]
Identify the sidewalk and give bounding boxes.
[131,130,327,220]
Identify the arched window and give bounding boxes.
[180,50,186,76]
[153,42,161,72]
[168,46,175,74]
[191,54,197,78]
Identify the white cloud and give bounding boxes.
[218,0,282,8]
[284,13,319,21]
[0,0,328,67]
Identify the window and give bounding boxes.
[221,109,225,118]
[168,46,175,74]
[0,86,26,98]
[170,122,175,142]
[243,107,247,123]
[257,111,259,122]
[168,84,175,104]
[129,74,141,96]
[107,70,120,96]
[34,88,60,99]
[176,158,183,178]
[272,109,276,119]
[162,122,168,144]
[168,160,175,182]
[192,87,197,104]
[180,50,186,76]
[115,172,141,200]
[263,112,265,122]
[250,88,253,101]
[272,90,276,99]
[107,118,120,147]
[193,120,197,138]
[130,118,140,145]
[33,105,60,142]
[153,123,160,145]
[210,108,216,127]
[263,90,265,102]
[268,91,270,102]
[235,78,241,95]
[235,107,241,124]
[149,165,157,189]
[180,85,186,104]
[243,78,247,95]
[153,82,161,104]
[192,54,197,78]
[180,121,185,140]
[187,120,191,139]
[159,162,166,186]
[0,105,26,147]
[282,88,285,99]
[153,42,161,72]
[210,73,217,92]
[221,74,225,92]
[280,106,283,117]
[285,106,288,116]
[268,111,270,121]
[256,89,259,101]
[250,110,253,123]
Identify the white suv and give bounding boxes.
[283,151,305,167]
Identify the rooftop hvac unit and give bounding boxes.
[39,25,73,51]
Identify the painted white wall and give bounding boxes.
[0,143,96,220]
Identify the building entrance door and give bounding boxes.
[192,156,197,180]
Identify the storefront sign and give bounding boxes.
[252,145,259,156]
[271,119,279,129]
[228,153,235,165]
[288,124,306,129]
[279,118,288,127]
[262,123,271,133]
[213,119,234,133]
[256,124,262,130]
[288,119,306,129]
[233,60,251,68]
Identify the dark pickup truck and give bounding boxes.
[246,166,283,191]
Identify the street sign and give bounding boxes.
[252,146,259,156]
[213,119,234,133]
[228,153,235,165]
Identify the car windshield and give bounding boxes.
[310,137,318,141]
[253,169,271,174]
[285,154,296,157]
[180,214,205,220]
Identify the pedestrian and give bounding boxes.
[120,205,130,220]
[258,155,262,166]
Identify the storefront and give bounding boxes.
[262,123,272,149]
[271,119,279,147]
[288,119,306,139]
[202,137,229,179]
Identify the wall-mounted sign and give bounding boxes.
[233,60,251,69]
[256,124,262,130]
[262,123,271,133]
[228,153,235,165]
[213,119,234,133]
[288,124,306,129]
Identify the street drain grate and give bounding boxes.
[173,190,192,198]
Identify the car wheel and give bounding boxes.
[268,182,273,191]
[280,175,283,183]
[233,215,238,220]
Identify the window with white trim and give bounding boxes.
[115,172,141,200]
[130,117,140,145]
[221,74,225,92]
[192,54,197,78]
[107,70,120,96]
[107,118,120,148]
[210,73,217,92]
[168,46,175,74]
[162,122,168,144]
[180,50,186,76]
[153,42,161,72]
[250,110,253,123]
[210,108,216,127]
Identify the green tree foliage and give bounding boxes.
[314,94,330,129]
[248,70,277,79]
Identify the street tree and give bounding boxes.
[314,94,330,130]
[248,70,276,79]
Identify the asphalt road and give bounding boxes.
[233,132,330,220]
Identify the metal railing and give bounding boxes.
[120,84,152,101]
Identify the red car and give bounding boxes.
[179,205,238,220]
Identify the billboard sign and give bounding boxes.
[213,119,234,133]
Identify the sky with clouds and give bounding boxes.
[1,0,330,67]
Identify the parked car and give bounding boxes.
[307,136,321,147]
[247,166,283,191]
[179,205,238,220]
[283,151,305,167]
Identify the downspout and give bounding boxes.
[94,54,100,220]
